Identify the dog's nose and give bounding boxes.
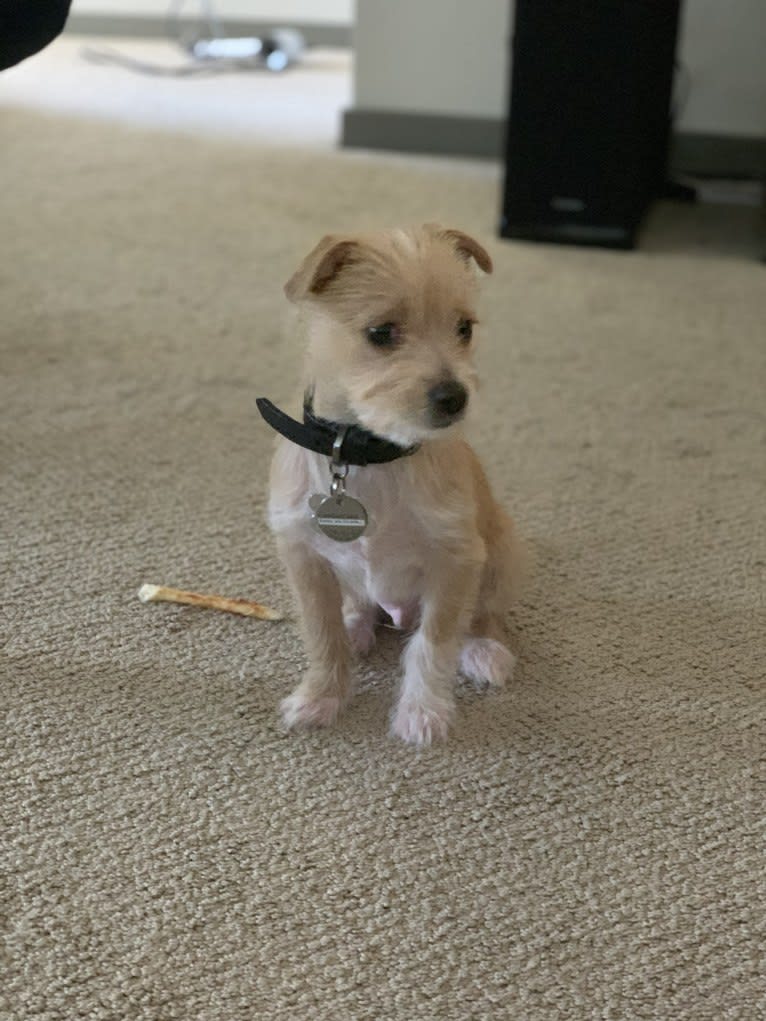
[428,380,468,424]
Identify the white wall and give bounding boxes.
[354,0,510,119]
[353,0,766,137]
[70,0,353,24]
[677,0,766,136]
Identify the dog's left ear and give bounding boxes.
[284,235,360,303]
[425,224,493,274]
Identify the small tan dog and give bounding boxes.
[258,224,523,746]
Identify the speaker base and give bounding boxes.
[499,219,637,250]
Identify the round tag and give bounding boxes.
[310,493,368,542]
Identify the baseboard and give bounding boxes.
[343,108,766,179]
[669,132,766,180]
[66,14,351,49]
[343,109,503,161]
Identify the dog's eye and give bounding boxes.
[366,322,399,348]
[457,319,474,343]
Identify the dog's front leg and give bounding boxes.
[277,538,351,729]
[391,548,483,746]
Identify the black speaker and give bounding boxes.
[500,0,682,249]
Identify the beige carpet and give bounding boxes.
[2,109,764,1021]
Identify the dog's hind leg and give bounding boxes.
[460,509,524,689]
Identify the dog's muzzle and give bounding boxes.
[427,380,468,427]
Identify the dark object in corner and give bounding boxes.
[500,0,682,250]
[0,0,72,71]
[660,179,698,204]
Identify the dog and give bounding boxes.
[257,224,523,746]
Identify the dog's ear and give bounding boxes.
[424,224,493,274]
[284,235,360,302]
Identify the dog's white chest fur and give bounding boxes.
[268,439,465,617]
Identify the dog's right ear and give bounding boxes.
[284,235,360,303]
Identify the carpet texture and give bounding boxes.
[2,109,764,1021]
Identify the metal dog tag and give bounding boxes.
[310,492,368,542]
[308,426,368,542]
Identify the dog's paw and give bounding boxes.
[280,691,343,730]
[391,697,454,747]
[344,610,377,657]
[460,637,516,689]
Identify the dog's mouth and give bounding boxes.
[352,380,470,446]
[357,409,466,448]
[427,405,467,430]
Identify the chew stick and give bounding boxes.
[138,583,283,621]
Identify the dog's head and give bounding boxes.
[284,224,492,446]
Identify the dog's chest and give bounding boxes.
[293,459,428,602]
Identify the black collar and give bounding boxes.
[256,391,419,467]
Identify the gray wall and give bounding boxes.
[354,0,511,119]
[678,0,766,137]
